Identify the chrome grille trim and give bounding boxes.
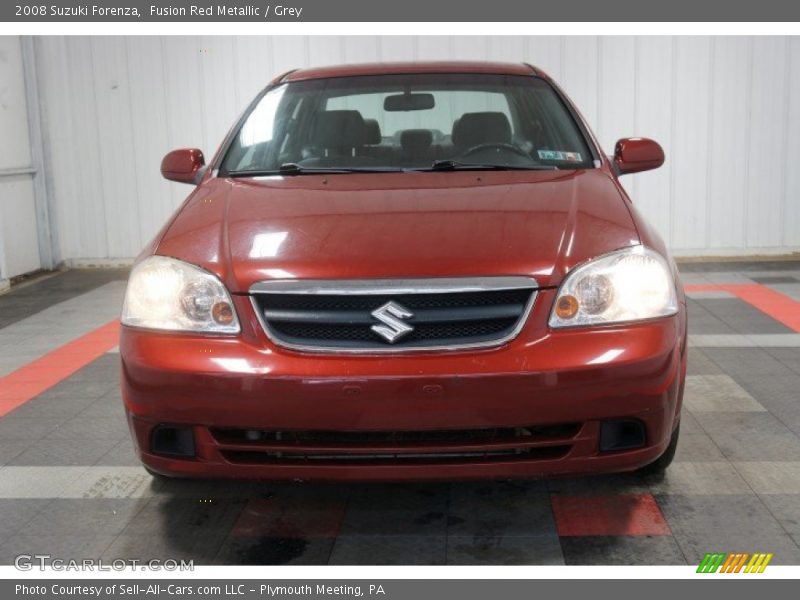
[249,277,538,354]
[249,276,538,295]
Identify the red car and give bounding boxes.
[120,61,686,481]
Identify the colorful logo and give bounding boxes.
[697,552,773,573]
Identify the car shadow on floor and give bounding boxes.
[101,471,663,566]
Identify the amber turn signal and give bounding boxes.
[555,295,579,319]
[212,301,235,325]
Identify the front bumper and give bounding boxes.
[121,290,687,481]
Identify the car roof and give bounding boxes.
[279,61,541,83]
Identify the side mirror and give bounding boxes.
[161,148,205,184]
[613,138,664,175]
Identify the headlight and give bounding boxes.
[549,246,678,328]
[121,256,240,334]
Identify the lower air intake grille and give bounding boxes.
[220,445,570,465]
[211,423,579,466]
[211,423,580,445]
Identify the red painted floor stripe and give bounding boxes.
[685,283,800,333]
[0,320,120,418]
[551,494,671,537]
[232,496,347,538]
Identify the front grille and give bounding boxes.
[211,423,579,466]
[271,318,519,344]
[250,278,537,351]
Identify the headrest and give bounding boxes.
[363,119,382,145]
[311,110,365,148]
[452,112,512,149]
[400,129,434,152]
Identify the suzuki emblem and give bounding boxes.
[370,301,414,343]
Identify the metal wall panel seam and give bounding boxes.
[780,38,792,248]
[669,35,678,250]
[20,36,56,269]
[704,37,716,252]
[87,38,111,259]
[742,37,754,249]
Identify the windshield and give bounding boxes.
[220,73,595,174]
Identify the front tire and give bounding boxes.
[144,465,175,482]
[637,423,680,475]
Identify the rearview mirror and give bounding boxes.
[384,93,435,112]
[613,138,664,175]
[161,148,205,184]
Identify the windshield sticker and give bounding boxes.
[538,150,582,162]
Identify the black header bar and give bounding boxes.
[4,0,800,22]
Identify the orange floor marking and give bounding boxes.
[684,283,800,333]
[0,320,119,418]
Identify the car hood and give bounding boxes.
[155,169,641,293]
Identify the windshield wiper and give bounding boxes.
[227,161,556,177]
[225,164,403,177]
[421,160,558,172]
[278,163,404,175]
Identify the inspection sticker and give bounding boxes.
[538,150,582,162]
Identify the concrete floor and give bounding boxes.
[1,263,800,565]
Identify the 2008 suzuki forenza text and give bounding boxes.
[120,62,686,481]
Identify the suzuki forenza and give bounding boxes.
[120,62,686,481]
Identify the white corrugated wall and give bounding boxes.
[1,37,44,283]
[32,36,800,263]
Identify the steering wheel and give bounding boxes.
[460,142,530,159]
